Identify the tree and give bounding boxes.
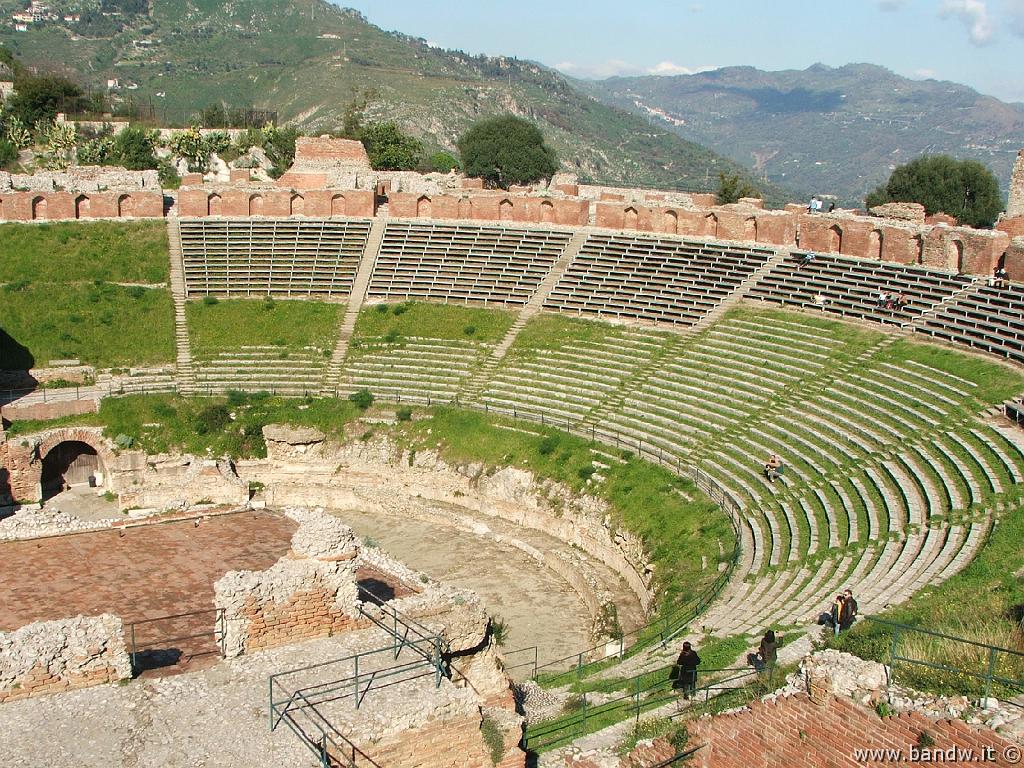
[8,74,86,128]
[112,126,158,170]
[865,155,1003,228]
[717,171,759,205]
[428,151,460,173]
[360,122,423,171]
[0,138,16,169]
[457,115,558,188]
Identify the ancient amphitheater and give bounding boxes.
[2,138,1024,767]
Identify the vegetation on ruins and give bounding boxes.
[428,151,460,173]
[0,221,172,368]
[359,121,424,171]
[716,171,760,205]
[865,155,1004,228]
[353,301,515,344]
[185,299,343,359]
[457,115,560,188]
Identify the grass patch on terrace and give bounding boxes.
[830,495,1024,699]
[1,282,174,368]
[186,299,343,359]
[511,313,646,352]
[876,338,1024,408]
[0,221,170,284]
[396,407,734,616]
[353,301,514,343]
[727,303,888,348]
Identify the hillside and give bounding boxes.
[0,0,781,199]
[579,63,1024,206]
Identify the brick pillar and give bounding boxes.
[1008,149,1024,218]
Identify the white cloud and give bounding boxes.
[1005,0,1024,36]
[646,61,714,76]
[554,59,640,79]
[940,0,996,45]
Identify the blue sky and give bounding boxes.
[332,1,1022,102]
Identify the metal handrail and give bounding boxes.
[125,607,226,672]
[864,617,1024,704]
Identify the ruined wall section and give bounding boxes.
[0,189,164,222]
[0,615,131,703]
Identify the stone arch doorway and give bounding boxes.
[949,239,965,273]
[39,441,105,501]
[31,196,47,220]
[828,225,843,253]
[499,199,513,221]
[75,195,91,219]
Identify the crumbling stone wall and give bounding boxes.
[686,691,1019,768]
[0,427,118,504]
[115,455,249,511]
[366,708,525,768]
[0,615,131,702]
[175,186,375,218]
[388,191,589,226]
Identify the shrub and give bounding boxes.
[383,329,401,344]
[392,302,410,316]
[192,403,231,435]
[375,303,389,314]
[202,295,219,306]
[396,406,413,422]
[578,464,597,481]
[490,616,508,646]
[463,325,477,336]
[349,389,374,410]
[480,715,505,766]
[537,435,559,456]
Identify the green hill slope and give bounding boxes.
[0,0,784,199]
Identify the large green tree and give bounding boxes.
[360,122,423,171]
[865,155,1003,228]
[457,116,558,188]
[8,74,87,128]
[112,126,158,170]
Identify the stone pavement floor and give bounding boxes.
[0,510,297,673]
[0,630,421,768]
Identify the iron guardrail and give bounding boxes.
[125,607,225,674]
[865,617,1024,705]
[523,664,775,754]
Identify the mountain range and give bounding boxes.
[0,0,776,199]
[578,63,1024,205]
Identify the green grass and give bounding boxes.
[353,302,515,343]
[0,221,170,284]
[511,313,634,351]
[1,282,174,368]
[186,299,343,358]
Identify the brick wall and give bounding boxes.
[389,192,588,226]
[687,692,1019,768]
[0,615,132,702]
[0,190,163,222]
[1009,150,1024,218]
[237,583,368,653]
[360,710,526,768]
[176,187,374,218]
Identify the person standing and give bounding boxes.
[840,588,858,631]
[673,641,701,699]
[830,593,846,636]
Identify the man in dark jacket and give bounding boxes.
[840,589,858,631]
[672,641,701,699]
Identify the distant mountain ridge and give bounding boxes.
[578,63,1024,205]
[0,0,782,199]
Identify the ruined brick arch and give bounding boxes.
[704,213,718,238]
[289,193,305,216]
[35,429,116,499]
[623,207,639,230]
[540,199,555,223]
[868,230,883,260]
[664,210,678,234]
[117,194,134,218]
[330,194,346,217]
[208,193,222,217]
[249,194,264,216]
[0,196,4,219]
[75,194,90,219]
[416,195,432,218]
[31,196,47,220]
[499,198,513,221]
[743,217,757,242]
[828,224,843,253]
